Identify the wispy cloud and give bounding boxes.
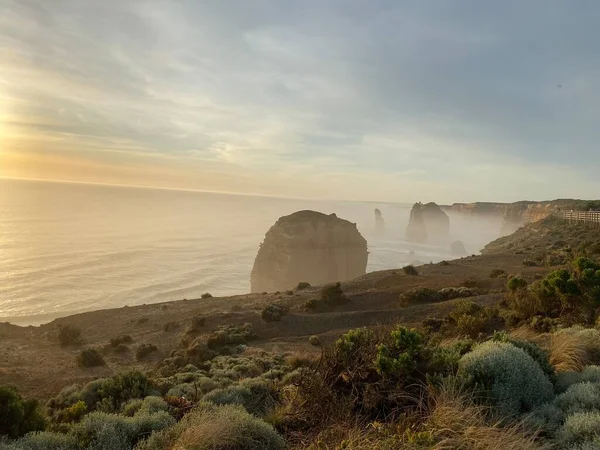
[1,0,600,202]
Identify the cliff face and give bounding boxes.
[251,210,368,293]
[444,199,593,233]
[406,202,449,243]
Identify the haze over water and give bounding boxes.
[0,178,503,324]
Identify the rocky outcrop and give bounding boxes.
[250,210,368,293]
[374,208,385,234]
[406,202,450,243]
[451,240,468,256]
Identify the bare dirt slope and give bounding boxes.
[2,218,597,400]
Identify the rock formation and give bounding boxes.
[451,240,468,256]
[374,208,385,234]
[250,210,368,293]
[406,202,450,243]
[406,203,427,243]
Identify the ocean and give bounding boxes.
[0,178,503,324]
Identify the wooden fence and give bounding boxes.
[555,210,600,227]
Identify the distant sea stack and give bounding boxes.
[374,208,385,234]
[406,202,450,243]
[250,210,368,293]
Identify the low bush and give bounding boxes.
[136,344,158,360]
[458,341,554,416]
[284,290,294,295]
[555,366,600,393]
[439,287,474,300]
[523,259,538,267]
[306,283,348,311]
[76,349,105,368]
[261,304,288,322]
[0,386,45,438]
[135,403,286,450]
[110,335,133,347]
[490,268,507,278]
[296,281,311,290]
[559,412,600,448]
[400,287,442,306]
[201,292,212,299]
[206,324,256,350]
[57,325,81,346]
[0,431,76,449]
[403,265,419,276]
[203,378,277,415]
[446,300,496,338]
[507,276,528,291]
[491,332,554,376]
[309,335,321,346]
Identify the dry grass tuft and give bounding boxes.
[549,331,588,372]
[426,379,551,450]
[547,328,600,373]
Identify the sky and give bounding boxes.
[1,0,600,203]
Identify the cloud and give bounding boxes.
[1,0,600,202]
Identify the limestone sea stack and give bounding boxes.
[251,210,368,293]
[406,202,450,243]
[375,208,385,234]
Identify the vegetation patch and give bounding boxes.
[76,349,105,368]
[57,325,82,346]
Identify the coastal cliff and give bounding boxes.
[442,199,598,233]
[250,210,368,293]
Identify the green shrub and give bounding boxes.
[110,335,133,347]
[438,287,474,300]
[203,378,277,415]
[261,304,287,322]
[489,269,507,278]
[559,412,600,448]
[306,283,348,311]
[53,400,87,423]
[135,403,285,450]
[52,371,155,414]
[201,292,212,299]
[309,335,321,346]
[439,260,451,266]
[458,341,554,416]
[136,344,158,360]
[507,277,528,291]
[76,348,105,368]
[69,408,175,450]
[0,386,45,438]
[446,300,494,338]
[296,281,311,290]
[375,327,423,377]
[491,332,554,376]
[400,287,442,306]
[0,431,76,450]
[206,324,256,350]
[403,265,419,275]
[57,325,81,346]
[556,366,600,393]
